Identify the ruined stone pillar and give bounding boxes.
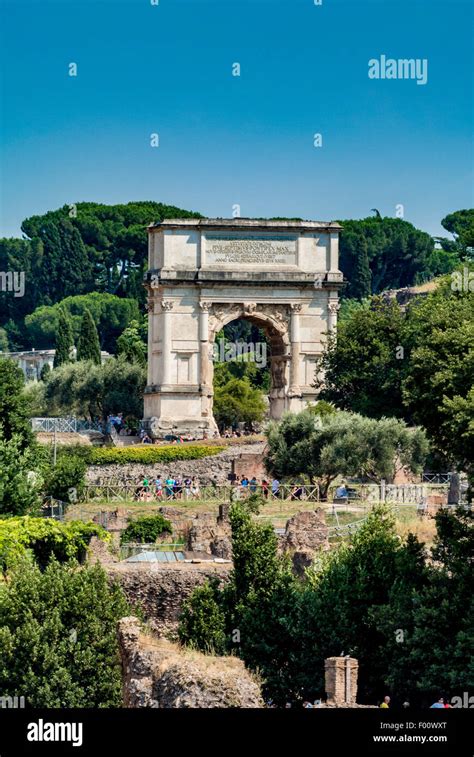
[325,656,358,705]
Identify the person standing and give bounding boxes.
[174,477,182,500]
[165,474,174,499]
[271,478,280,498]
[184,476,192,500]
[155,475,163,500]
[191,476,200,499]
[380,696,391,708]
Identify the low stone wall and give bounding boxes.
[118,616,263,708]
[86,442,265,485]
[107,563,232,636]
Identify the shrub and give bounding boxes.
[55,444,95,462]
[0,558,130,706]
[120,514,172,545]
[0,516,109,571]
[89,444,224,466]
[0,435,43,516]
[43,455,87,504]
[178,578,227,655]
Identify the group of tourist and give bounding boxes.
[132,474,316,501]
[230,476,280,499]
[380,695,455,709]
[230,477,314,500]
[135,475,202,501]
[266,695,452,708]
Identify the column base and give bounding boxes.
[287,385,302,397]
[143,387,219,439]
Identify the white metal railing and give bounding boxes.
[82,483,321,503]
[31,417,103,433]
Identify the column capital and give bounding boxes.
[199,301,213,312]
[161,300,175,311]
[328,301,340,315]
[290,303,303,313]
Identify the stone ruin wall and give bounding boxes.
[107,562,231,637]
[118,616,263,708]
[85,443,265,486]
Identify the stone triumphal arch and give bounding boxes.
[143,218,343,438]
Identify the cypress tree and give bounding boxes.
[57,219,94,297]
[340,233,371,300]
[53,308,74,368]
[352,237,371,299]
[76,309,101,364]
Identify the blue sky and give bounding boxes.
[0,0,472,239]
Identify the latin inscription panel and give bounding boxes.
[205,233,297,266]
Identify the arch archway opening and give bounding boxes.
[207,310,291,431]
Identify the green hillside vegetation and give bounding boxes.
[1,203,471,351]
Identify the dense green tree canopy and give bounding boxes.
[401,285,474,479]
[0,434,43,516]
[319,275,474,479]
[179,504,473,706]
[338,216,434,297]
[178,579,228,655]
[213,377,266,430]
[21,201,202,300]
[0,559,130,707]
[116,318,147,366]
[0,358,34,448]
[44,357,146,424]
[316,297,405,417]
[265,409,428,498]
[0,238,43,340]
[25,292,139,353]
[440,209,474,258]
[0,517,108,572]
[20,218,94,307]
